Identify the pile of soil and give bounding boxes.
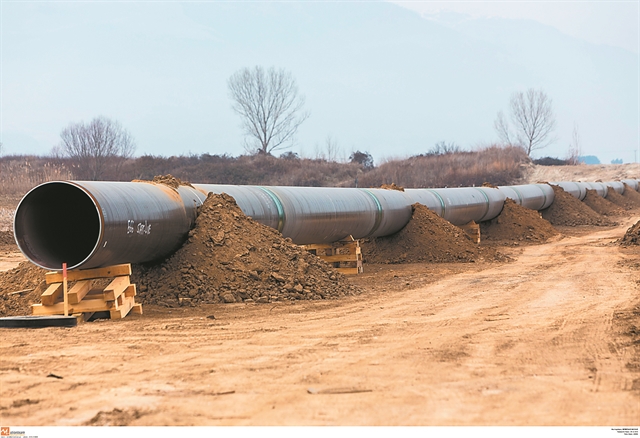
[618,220,640,246]
[0,230,16,250]
[583,189,624,217]
[132,192,357,307]
[362,204,481,264]
[0,262,47,316]
[480,199,558,245]
[132,174,192,190]
[380,183,404,191]
[541,185,614,227]
[605,189,636,211]
[622,184,640,206]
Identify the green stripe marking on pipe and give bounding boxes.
[360,189,384,237]
[509,186,524,205]
[473,188,491,222]
[535,184,548,209]
[258,187,286,233]
[426,189,446,218]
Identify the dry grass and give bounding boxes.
[0,147,528,202]
[358,145,528,188]
[0,156,73,197]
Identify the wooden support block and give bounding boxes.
[68,280,92,305]
[337,267,360,275]
[41,283,63,306]
[46,264,132,284]
[459,221,480,244]
[32,298,113,316]
[102,276,131,301]
[302,244,330,251]
[319,254,364,263]
[124,284,136,298]
[35,263,140,321]
[72,312,93,323]
[109,295,135,320]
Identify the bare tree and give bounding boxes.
[494,88,557,156]
[59,116,136,180]
[228,66,309,155]
[494,110,514,146]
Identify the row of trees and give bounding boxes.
[51,65,566,180]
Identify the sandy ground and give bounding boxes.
[1,166,639,426]
[1,219,639,426]
[521,163,640,184]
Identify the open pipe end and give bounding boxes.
[14,182,102,270]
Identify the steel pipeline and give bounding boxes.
[13,180,638,270]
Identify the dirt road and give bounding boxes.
[1,219,639,426]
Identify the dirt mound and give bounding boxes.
[132,193,357,307]
[132,174,193,190]
[605,189,635,211]
[480,199,558,245]
[362,204,484,264]
[541,185,614,227]
[583,189,624,217]
[0,261,48,316]
[380,183,404,191]
[0,230,17,249]
[621,184,640,208]
[619,220,640,246]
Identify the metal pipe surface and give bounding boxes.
[622,179,639,191]
[549,182,588,200]
[191,184,413,244]
[603,181,625,195]
[14,181,205,270]
[498,184,554,210]
[13,179,632,270]
[403,187,505,225]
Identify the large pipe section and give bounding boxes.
[192,184,413,244]
[14,181,205,271]
[497,184,554,210]
[403,187,505,225]
[14,179,639,271]
[550,180,633,199]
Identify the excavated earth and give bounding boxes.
[583,189,625,217]
[606,188,639,211]
[1,173,640,426]
[362,204,483,264]
[619,220,640,246]
[622,183,640,205]
[541,185,614,227]
[133,192,358,306]
[480,198,558,245]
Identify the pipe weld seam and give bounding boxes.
[360,189,384,238]
[473,188,491,222]
[258,187,286,233]
[426,189,446,218]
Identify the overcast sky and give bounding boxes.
[1,0,638,165]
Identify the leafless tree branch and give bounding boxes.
[59,116,136,180]
[228,66,309,155]
[494,88,557,156]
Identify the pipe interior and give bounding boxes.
[14,183,100,270]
